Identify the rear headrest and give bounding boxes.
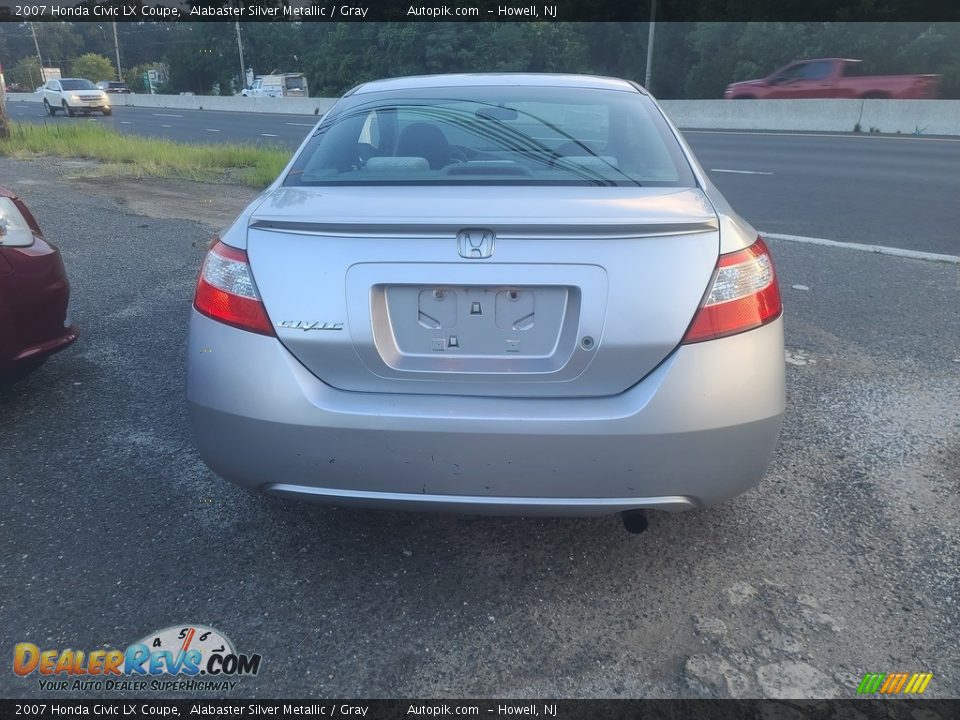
[396,123,451,170]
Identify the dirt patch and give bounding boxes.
[71,175,259,230]
[4,156,260,229]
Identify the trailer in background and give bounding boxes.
[241,73,308,98]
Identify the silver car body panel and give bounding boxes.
[247,186,719,397]
[188,74,785,515]
[188,311,784,514]
[352,73,640,95]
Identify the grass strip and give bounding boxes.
[0,121,291,188]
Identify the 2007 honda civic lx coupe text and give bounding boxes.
[187,74,784,527]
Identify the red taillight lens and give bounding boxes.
[682,237,782,344]
[193,241,274,336]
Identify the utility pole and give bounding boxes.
[30,22,44,74]
[644,0,657,91]
[235,22,247,91]
[112,22,123,81]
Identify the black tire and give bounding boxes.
[63,101,75,118]
[43,99,56,116]
[732,95,756,100]
[861,92,890,100]
[102,108,112,116]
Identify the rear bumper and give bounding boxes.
[187,311,785,516]
[8,322,78,367]
[0,241,78,375]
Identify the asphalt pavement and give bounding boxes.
[0,157,957,700]
[8,100,960,256]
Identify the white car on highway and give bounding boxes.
[42,78,112,117]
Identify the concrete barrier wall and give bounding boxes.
[8,93,960,136]
[7,92,337,117]
[659,99,960,137]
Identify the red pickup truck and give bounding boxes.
[724,58,940,99]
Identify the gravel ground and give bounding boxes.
[0,157,957,701]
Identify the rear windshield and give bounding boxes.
[61,79,96,90]
[284,86,695,187]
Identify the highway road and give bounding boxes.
[7,100,960,255]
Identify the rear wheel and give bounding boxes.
[62,101,75,117]
[732,95,756,100]
[102,108,112,116]
[43,99,56,116]
[861,91,891,99]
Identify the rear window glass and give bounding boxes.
[285,86,695,188]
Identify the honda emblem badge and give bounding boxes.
[457,229,495,259]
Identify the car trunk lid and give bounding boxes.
[246,185,719,398]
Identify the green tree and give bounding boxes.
[0,24,34,64]
[301,24,369,96]
[112,23,178,70]
[33,23,82,67]
[241,22,302,81]
[164,23,237,95]
[680,23,749,98]
[588,24,640,77]
[898,23,960,98]
[71,53,116,82]
[525,23,591,73]
[9,56,43,90]
[73,22,115,60]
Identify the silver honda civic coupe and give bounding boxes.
[187,74,784,528]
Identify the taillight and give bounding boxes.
[682,237,782,344]
[193,241,274,336]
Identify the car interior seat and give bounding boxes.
[395,122,452,169]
